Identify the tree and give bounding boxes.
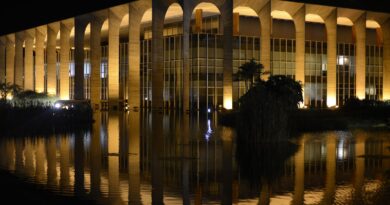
[237,75,303,142]
[0,82,21,101]
[236,59,264,92]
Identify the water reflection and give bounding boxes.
[0,112,390,204]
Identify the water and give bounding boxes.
[1,111,390,204]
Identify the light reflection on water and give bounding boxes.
[0,111,390,204]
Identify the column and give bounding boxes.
[47,23,60,95]
[35,138,46,183]
[152,113,164,204]
[195,9,203,32]
[90,112,102,197]
[383,19,390,100]
[322,135,336,204]
[222,0,233,110]
[15,32,24,88]
[90,18,104,109]
[24,29,35,91]
[221,127,233,205]
[128,111,141,204]
[128,5,143,110]
[60,135,70,191]
[151,0,165,109]
[108,9,121,109]
[0,37,5,83]
[354,13,366,100]
[182,1,193,111]
[233,13,240,36]
[294,6,305,104]
[46,137,57,187]
[354,132,366,201]
[6,34,15,84]
[259,2,271,80]
[74,132,85,196]
[60,20,72,100]
[292,138,305,205]
[24,139,35,177]
[108,113,121,202]
[325,9,337,107]
[74,17,88,100]
[35,26,46,93]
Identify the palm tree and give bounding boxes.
[236,59,264,92]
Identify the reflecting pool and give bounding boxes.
[1,111,390,204]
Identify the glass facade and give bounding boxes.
[23,14,384,110]
[336,43,356,106]
[305,41,327,108]
[271,38,296,78]
[366,45,383,100]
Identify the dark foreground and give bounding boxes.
[0,170,99,205]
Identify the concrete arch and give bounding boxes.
[366,20,382,45]
[233,6,260,36]
[337,17,353,26]
[233,0,271,80]
[163,3,183,109]
[88,10,108,109]
[128,0,152,110]
[108,4,128,108]
[305,13,325,23]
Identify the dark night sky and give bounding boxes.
[0,0,389,36]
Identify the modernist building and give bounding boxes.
[0,0,389,111]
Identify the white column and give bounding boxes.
[90,17,104,109]
[5,34,15,84]
[108,9,122,109]
[74,17,88,100]
[294,6,306,104]
[128,111,141,204]
[151,0,165,109]
[259,2,271,80]
[222,0,233,110]
[322,135,336,204]
[14,32,24,88]
[354,13,367,100]
[128,3,147,110]
[60,20,72,100]
[325,9,337,107]
[24,29,35,91]
[292,138,305,205]
[108,113,120,200]
[46,23,60,95]
[35,26,46,93]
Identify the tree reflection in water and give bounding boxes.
[236,138,299,204]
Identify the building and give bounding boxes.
[0,0,389,111]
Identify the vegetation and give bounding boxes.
[235,59,264,92]
[0,83,93,136]
[237,75,303,142]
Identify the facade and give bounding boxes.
[0,0,389,111]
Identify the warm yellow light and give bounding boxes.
[223,99,233,110]
[47,89,56,96]
[6,94,13,100]
[327,97,337,108]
